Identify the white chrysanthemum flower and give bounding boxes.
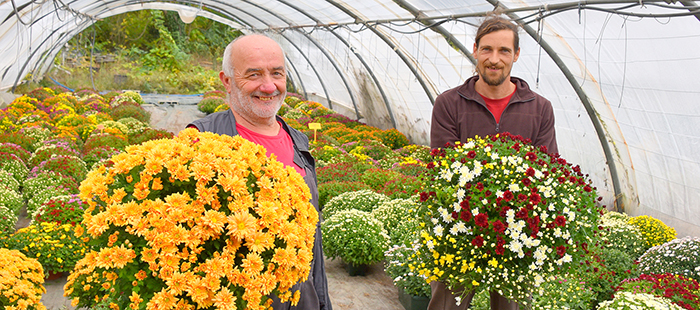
[431,218,439,225]
[426,240,434,250]
[456,188,466,200]
[509,183,520,192]
[534,170,544,179]
[452,202,461,213]
[534,274,545,287]
[509,240,523,253]
[434,225,444,236]
[534,246,547,262]
[453,222,467,233]
[554,228,562,238]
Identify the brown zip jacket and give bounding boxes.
[430,76,558,154]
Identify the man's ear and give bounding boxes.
[514,47,521,62]
[220,71,233,93]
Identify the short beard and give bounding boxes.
[477,65,509,86]
[228,84,285,121]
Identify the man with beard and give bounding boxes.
[428,15,558,310]
[187,34,332,310]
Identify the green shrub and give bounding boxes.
[19,126,53,150]
[128,128,174,145]
[390,162,428,177]
[25,87,55,102]
[361,168,421,199]
[371,198,419,246]
[0,169,21,192]
[384,244,431,297]
[322,189,390,219]
[28,144,81,168]
[0,187,23,215]
[0,205,18,236]
[83,133,129,154]
[0,132,37,153]
[203,90,226,98]
[0,152,29,184]
[26,185,76,214]
[574,246,639,305]
[32,194,87,226]
[638,237,700,282]
[197,97,225,114]
[311,145,345,164]
[35,155,87,183]
[376,128,410,150]
[318,181,371,210]
[23,171,79,202]
[598,211,646,259]
[322,209,389,266]
[0,143,31,164]
[117,117,150,136]
[110,102,151,123]
[82,146,121,170]
[316,162,362,183]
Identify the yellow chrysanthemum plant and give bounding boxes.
[413,133,605,308]
[65,128,319,310]
[0,248,47,310]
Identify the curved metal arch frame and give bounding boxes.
[276,0,387,123]
[486,0,626,210]
[194,0,336,109]
[392,0,477,68]
[235,0,355,112]
[325,0,437,114]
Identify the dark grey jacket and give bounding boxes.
[188,109,332,310]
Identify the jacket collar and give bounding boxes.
[457,75,536,104]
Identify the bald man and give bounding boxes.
[188,34,332,310]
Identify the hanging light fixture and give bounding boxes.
[178,6,198,24]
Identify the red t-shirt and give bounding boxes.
[480,87,516,123]
[236,122,306,176]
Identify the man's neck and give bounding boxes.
[232,110,280,136]
[474,77,516,99]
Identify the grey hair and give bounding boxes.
[221,32,286,77]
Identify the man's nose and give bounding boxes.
[259,75,277,94]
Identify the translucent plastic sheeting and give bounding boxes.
[1,0,699,236]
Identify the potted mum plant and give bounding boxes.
[1,222,87,277]
[385,244,431,310]
[414,133,604,307]
[65,128,319,310]
[0,248,47,309]
[322,209,389,276]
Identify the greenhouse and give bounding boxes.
[1,0,700,309]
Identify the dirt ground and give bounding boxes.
[38,99,404,310]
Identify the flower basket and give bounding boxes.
[65,128,319,310]
[414,133,604,306]
[397,287,430,310]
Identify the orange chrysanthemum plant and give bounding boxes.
[64,128,319,310]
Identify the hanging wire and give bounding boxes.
[535,8,544,89]
[618,16,629,108]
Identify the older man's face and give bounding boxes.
[225,36,287,121]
